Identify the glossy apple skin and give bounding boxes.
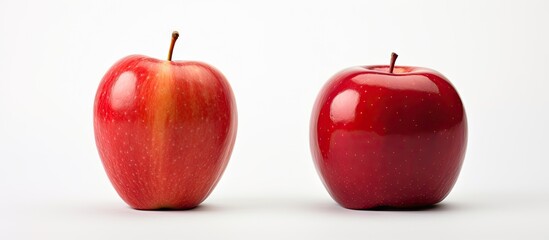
[310,66,467,209]
[94,55,237,210]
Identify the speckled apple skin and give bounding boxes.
[94,55,237,210]
[310,66,467,209]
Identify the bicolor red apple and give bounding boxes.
[94,32,237,210]
[310,53,467,209]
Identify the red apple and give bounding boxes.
[94,32,237,210]
[310,53,467,209]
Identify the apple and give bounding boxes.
[94,32,237,210]
[310,53,467,209]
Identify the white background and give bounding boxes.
[1,0,548,239]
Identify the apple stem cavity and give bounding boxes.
[167,31,180,61]
[389,52,398,74]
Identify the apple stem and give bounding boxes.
[167,31,179,61]
[389,52,398,73]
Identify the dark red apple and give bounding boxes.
[310,53,467,209]
[94,32,237,210]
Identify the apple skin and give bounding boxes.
[94,55,237,210]
[310,65,467,209]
